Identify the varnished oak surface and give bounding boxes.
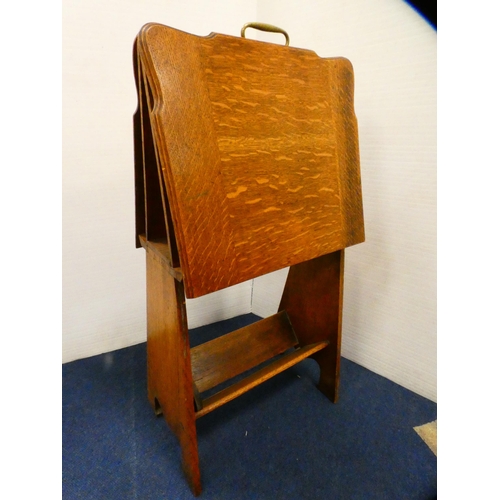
[279,250,345,402]
[136,23,364,298]
[145,248,201,494]
[134,23,364,496]
[195,340,329,419]
[191,311,298,393]
[138,234,182,281]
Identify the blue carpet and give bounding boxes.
[62,314,437,499]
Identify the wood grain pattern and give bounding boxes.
[145,248,201,495]
[195,341,329,419]
[279,250,344,402]
[139,234,182,281]
[191,311,298,393]
[136,23,364,298]
[327,59,365,246]
[137,26,237,298]
[133,23,365,495]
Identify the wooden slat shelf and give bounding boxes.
[195,340,329,419]
[191,311,298,393]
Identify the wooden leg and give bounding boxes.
[145,249,202,496]
[278,250,344,403]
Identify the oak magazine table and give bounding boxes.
[132,22,364,496]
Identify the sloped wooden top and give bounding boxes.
[136,23,364,298]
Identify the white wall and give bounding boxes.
[253,0,436,402]
[63,0,436,403]
[62,0,257,363]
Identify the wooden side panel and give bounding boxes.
[141,74,168,244]
[191,311,298,393]
[279,250,344,402]
[145,248,201,495]
[137,23,364,298]
[138,26,237,298]
[327,58,365,246]
[132,39,145,248]
[140,62,181,267]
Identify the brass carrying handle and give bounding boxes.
[241,22,290,46]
